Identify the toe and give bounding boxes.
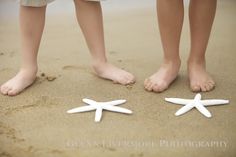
[129,75,135,84]
[146,82,154,91]
[205,83,212,92]
[119,77,129,85]
[208,81,215,88]
[7,89,18,96]
[125,74,135,84]
[0,85,6,94]
[1,85,11,95]
[122,74,134,85]
[144,78,150,88]
[152,84,161,93]
[207,82,215,91]
[158,82,168,92]
[200,84,207,92]
[1,88,7,95]
[144,79,152,91]
[191,84,201,92]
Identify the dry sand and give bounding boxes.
[0,0,236,157]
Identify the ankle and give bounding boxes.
[163,58,181,66]
[187,60,206,69]
[188,56,206,65]
[19,66,38,76]
[92,59,108,68]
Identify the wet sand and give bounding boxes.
[0,0,236,157]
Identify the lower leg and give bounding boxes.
[0,5,46,96]
[74,0,135,85]
[188,0,217,92]
[144,0,184,92]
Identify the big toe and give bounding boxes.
[152,84,161,92]
[0,85,6,94]
[1,85,11,95]
[125,74,135,84]
[117,75,132,85]
[190,84,201,92]
[7,88,19,96]
[152,82,168,93]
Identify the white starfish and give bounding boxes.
[67,99,132,122]
[165,93,229,118]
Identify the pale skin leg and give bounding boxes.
[0,6,46,96]
[188,0,216,92]
[73,0,135,85]
[144,0,183,92]
[144,0,216,93]
[0,1,135,96]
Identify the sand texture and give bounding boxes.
[0,0,236,156]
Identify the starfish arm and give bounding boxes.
[165,98,192,105]
[175,102,195,116]
[200,100,229,106]
[195,102,212,118]
[82,98,97,105]
[194,93,202,101]
[103,100,127,106]
[102,105,132,114]
[67,106,95,113]
[95,107,103,122]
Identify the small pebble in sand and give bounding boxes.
[46,76,57,81]
[0,52,4,55]
[40,72,45,77]
[126,84,133,90]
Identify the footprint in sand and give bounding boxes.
[9,51,15,57]
[0,151,12,157]
[0,50,15,57]
[130,152,144,157]
[62,65,91,73]
[109,50,119,54]
[0,68,12,72]
[49,149,65,155]
[105,147,116,152]
[5,95,58,115]
[0,121,25,142]
[117,59,123,62]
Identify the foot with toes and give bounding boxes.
[0,68,37,96]
[93,61,135,85]
[188,60,215,92]
[144,59,181,92]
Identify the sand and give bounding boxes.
[0,0,236,157]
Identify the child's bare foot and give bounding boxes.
[92,61,135,85]
[0,68,37,96]
[188,60,215,92]
[144,59,181,92]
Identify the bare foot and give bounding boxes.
[92,61,135,85]
[188,60,215,92]
[144,59,181,92]
[0,68,37,96]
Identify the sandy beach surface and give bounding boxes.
[0,0,236,156]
